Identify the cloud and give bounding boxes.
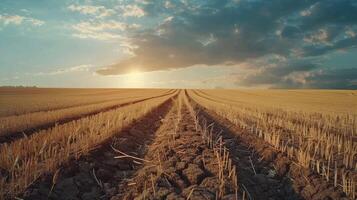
[72,21,139,40]
[303,68,357,89]
[302,36,357,56]
[68,4,115,18]
[0,14,44,26]
[34,64,93,76]
[95,0,357,89]
[303,29,330,45]
[118,5,145,17]
[234,56,321,87]
[97,0,312,75]
[27,18,44,26]
[0,15,24,25]
[345,27,356,38]
[231,56,357,89]
[299,1,357,30]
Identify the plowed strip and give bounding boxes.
[117,94,238,199]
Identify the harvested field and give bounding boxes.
[0,89,355,200]
[188,89,356,199]
[22,93,174,200]
[2,0,356,199]
[190,98,348,199]
[197,89,357,114]
[0,89,175,143]
[0,91,177,198]
[0,88,168,117]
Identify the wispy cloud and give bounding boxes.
[71,20,139,40]
[303,29,331,45]
[73,21,135,32]
[118,5,145,17]
[0,14,44,26]
[34,64,93,76]
[68,4,115,18]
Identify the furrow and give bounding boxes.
[117,93,238,199]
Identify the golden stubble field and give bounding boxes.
[0,88,355,200]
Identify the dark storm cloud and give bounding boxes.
[303,36,357,56]
[302,68,357,89]
[97,0,357,89]
[281,26,302,39]
[300,0,357,30]
[236,61,357,89]
[236,59,320,86]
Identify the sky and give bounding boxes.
[0,0,357,89]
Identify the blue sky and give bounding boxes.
[0,0,357,89]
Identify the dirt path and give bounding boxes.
[0,90,177,144]
[113,96,238,199]
[21,96,174,200]
[189,96,349,200]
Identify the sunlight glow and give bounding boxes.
[121,69,146,88]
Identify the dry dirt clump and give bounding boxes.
[116,98,238,199]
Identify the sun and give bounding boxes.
[123,69,146,88]
[128,69,141,76]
